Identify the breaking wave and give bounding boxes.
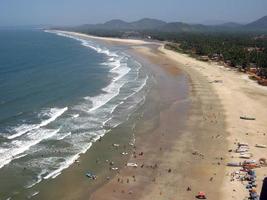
[0,30,150,196]
[6,107,68,140]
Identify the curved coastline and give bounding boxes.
[64,31,267,200]
[31,31,226,200]
[26,30,267,200]
[0,30,151,200]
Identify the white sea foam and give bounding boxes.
[13,153,27,160]
[81,41,119,58]
[55,132,72,141]
[42,129,107,180]
[27,191,39,199]
[108,59,122,70]
[43,154,80,179]
[47,31,133,113]
[72,114,79,118]
[123,75,148,101]
[110,101,124,115]
[7,107,68,139]
[43,143,93,180]
[85,81,127,113]
[102,75,147,127]
[20,30,149,186]
[113,65,130,82]
[25,169,47,189]
[7,124,37,140]
[47,30,119,58]
[101,100,124,127]
[0,30,150,197]
[84,59,131,112]
[48,30,132,114]
[83,59,131,113]
[31,191,39,197]
[0,129,59,169]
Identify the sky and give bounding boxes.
[0,0,267,26]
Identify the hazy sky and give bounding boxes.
[0,0,267,26]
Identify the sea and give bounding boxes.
[0,29,149,199]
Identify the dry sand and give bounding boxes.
[161,47,267,200]
[55,31,267,200]
[55,31,153,45]
[88,44,229,200]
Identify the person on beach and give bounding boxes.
[260,177,267,200]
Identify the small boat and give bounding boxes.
[240,154,251,159]
[227,162,241,167]
[238,142,249,147]
[243,160,257,164]
[127,163,138,167]
[255,144,266,148]
[240,116,256,120]
[236,148,249,153]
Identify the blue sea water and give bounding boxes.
[0,29,148,199]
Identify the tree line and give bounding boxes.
[148,32,267,78]
[62,27,267,79]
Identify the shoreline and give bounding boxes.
[56,31,228,199]
[88,40,229,200]
[73,31,267,199]
[20,31,153,200]
[37,31,267,200]
[159,46,267,199]
[48,30,156,45]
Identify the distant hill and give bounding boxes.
[130,18,166,30]
[103,19,130,29]
[77,18,167,30]
[55,15,267,34]
[219,22,243,28]
[65,18,210,33]
[246,15,267,29]
[157,22,206,32]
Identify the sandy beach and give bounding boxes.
[160,46,267,200]
[55,31,153,45]
[45,31,267,200]
[1,0,266,199]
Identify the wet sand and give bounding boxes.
[87,43,228,200]
[37,31,267,200]
[161,47,267,199]
[81,34,267,199]
[31,32,190,200]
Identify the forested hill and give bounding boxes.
[246,16,267,29]
[54,16,267,34]
[51,16,267,83]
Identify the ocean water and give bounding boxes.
[0,29,149,199]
